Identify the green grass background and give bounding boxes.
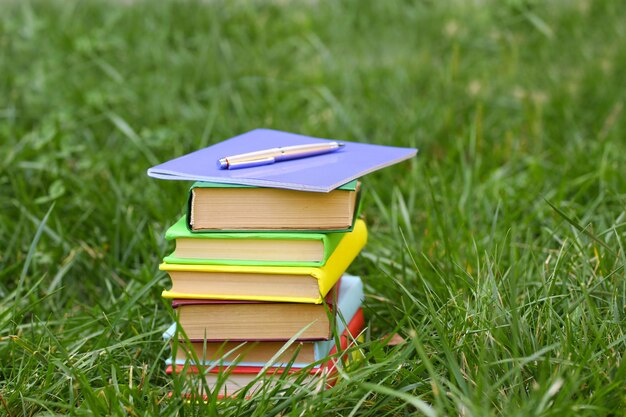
[2,0,626,415]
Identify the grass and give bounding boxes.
[1,0,625,415]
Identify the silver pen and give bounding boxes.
[218,142,345,170]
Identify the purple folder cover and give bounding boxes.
[147,129,417,192]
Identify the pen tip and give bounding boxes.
[337,143,345,147]
[217,158,229,169]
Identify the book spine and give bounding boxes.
[314,220,367,298]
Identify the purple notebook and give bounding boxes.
[147,129,417,192]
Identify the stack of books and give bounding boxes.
[160,179,368,398]
[149,128,417,398]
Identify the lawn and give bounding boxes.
[1,0,625,415]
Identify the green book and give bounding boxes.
[186,180,361,233]
[164,216,348,267]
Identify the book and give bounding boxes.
[147,128,417,192]
[187,180,360,232]
[166,362,339,399]
[168,273,364,342]
[164,216,347,267]
[160,219,367,303]
[166,309,365,369]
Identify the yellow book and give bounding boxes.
[160,219,367,303]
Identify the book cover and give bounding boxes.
[163,215,346,267]
[160,219,367,303]
[147,128,417,192]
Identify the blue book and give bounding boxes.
[147,129,417,192]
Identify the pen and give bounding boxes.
[218,142,345,170]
